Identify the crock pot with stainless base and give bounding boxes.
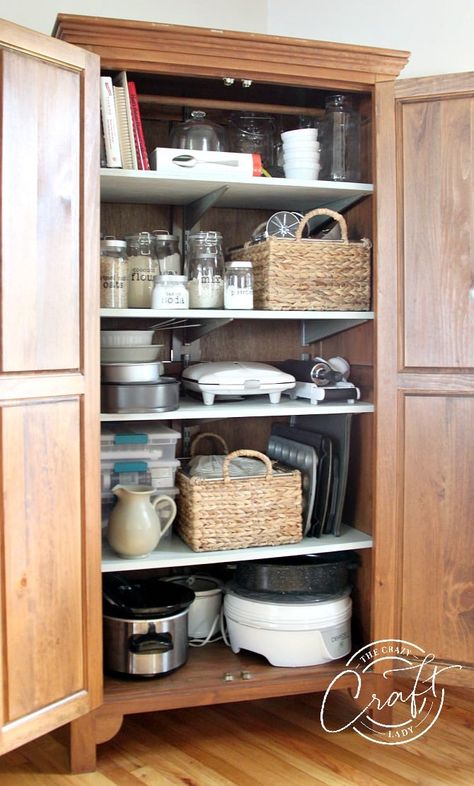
[224,588,352,667]
[103,574,195,677]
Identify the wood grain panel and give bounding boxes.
[1,400,84,721]
[1,51,80,372]
[0,20,101,757]
[401,395,474,662]
[400,95,474,369]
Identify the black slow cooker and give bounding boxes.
[102,574,195,677]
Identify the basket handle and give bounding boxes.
[222,449,273,484]
[190,432,229,457]
[294,208,349,243]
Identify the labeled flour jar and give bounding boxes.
[126,232,159,308]
[152,275,189,309]
[187,231,224,309]
[100,239,128,308]
[224,260,253,310]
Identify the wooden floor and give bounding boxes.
[1,687,473,785]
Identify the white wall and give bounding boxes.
[0,0,267,36]
[0,0,473,78]
[266,0,474,78]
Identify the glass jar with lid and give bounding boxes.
[152,230,182,275]
[125,232,159,308]
[319,94,361,182]
[187,231,224,309]
[224,260,254,310]
[100,239,128,308]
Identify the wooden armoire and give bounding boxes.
[0,13,472,773]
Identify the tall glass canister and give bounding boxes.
[319,94,361,182]
[187,231,225,309]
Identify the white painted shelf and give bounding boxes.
[100,168,373,211]
[100,397,374,422]
[101,526,373,572]
[100,308,374,321]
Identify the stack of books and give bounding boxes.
[100,71,150,170]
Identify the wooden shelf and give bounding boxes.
[100,168,373,211]
[102,640,357,716]
[100,397,374,423]
[101,526,373,572]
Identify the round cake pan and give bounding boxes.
[101,361,162,384]
[101,378,180,413]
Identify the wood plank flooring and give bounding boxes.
[0,687,473,785]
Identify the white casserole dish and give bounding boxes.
[181,361,295,405]
[100,330,156,347]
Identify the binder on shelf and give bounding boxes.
[128,80,150,170]
[113,71,137,170]
[99,76,122,168]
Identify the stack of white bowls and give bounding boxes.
[281,128,320,180]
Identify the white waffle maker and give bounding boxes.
[181,362,295,406]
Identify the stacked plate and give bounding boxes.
[281,128,320,180]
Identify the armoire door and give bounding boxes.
[374,72,474,684]
[0,19,102,753]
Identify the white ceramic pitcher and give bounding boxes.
[107,485,177,559]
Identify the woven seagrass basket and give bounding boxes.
[229,207,372,311]
[176,439,303,552]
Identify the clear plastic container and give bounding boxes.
[100,239,128,308]
[126,232,159,308]
[319,94,361,182]
[224,260,254,310]
[187,231,224,309]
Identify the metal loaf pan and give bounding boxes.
[101,377,180,413]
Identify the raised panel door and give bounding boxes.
[0,19,101,755]
[374,73,474,683]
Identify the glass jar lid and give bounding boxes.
[225,260,253,269]
[156,274,188,283]
[101,239,127,251]
[152,229,178,242]
[189,231,222,241]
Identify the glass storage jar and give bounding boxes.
[319,94,361,182]
[126,232,159,308]
[100,239,128,308]
[229,112,276,170]
[224,260,254,310]
[152,230,182,275]
[187,231,224,309]
[152,275,189,310]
